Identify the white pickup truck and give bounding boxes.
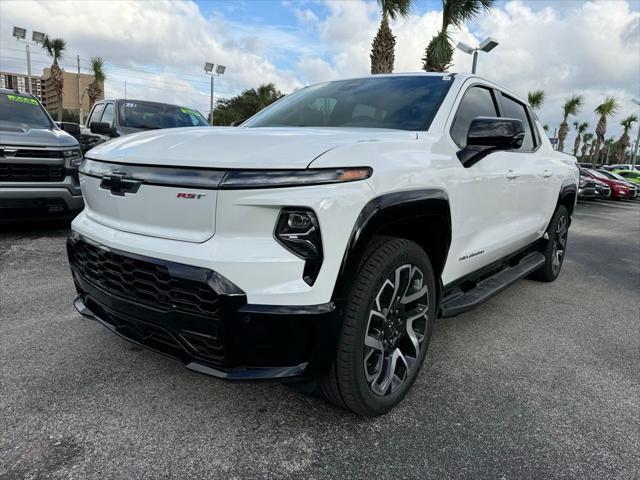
[67,73,578,416]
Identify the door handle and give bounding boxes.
[506,169,520,179]
[542,169,553,178]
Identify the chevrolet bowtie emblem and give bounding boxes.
[100,174,141,196]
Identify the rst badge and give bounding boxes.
[176,193,206,199]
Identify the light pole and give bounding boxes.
[632,98,640,170]
[456,37,499,74]
[204,62,226,125]
[12,27,46,95]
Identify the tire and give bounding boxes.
[530,205,569,282]
[318,236,436,417]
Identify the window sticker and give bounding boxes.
[180,107,199,116]
[7,94,39,105]
[124,102,137,108]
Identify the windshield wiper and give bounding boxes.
[127,124,158,130]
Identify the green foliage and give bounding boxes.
[527,90,544,110]
[42,36,66,64]
[562,94,583,119]
[90,57,106,83]
[378,0,412,20]
[211,83,284,126]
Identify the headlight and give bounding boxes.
[219,167,373,189]
[63,149,83,169]
[274,208,323,285]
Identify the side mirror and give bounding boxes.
[458,117,525,167]
[56,121,81,136]
[90,121,116,137]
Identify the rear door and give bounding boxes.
[495,92,557,245]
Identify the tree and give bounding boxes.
[557,94,583,153]
[527,90,544,110]
[581,133,594,159]
[603,136,616,164]
[87,57,106,108]
[572,121,588,157]
[212,83,284,126]
[616,114,637,163]
[592,96,619,168]
[422,0,494,72]
[42,36,66,121]
[370,0,411,74]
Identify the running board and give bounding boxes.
[440,252,545,318]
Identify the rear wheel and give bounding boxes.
[530,205,569,282]
[318,236,436,417]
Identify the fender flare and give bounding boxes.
[331,188,451,301]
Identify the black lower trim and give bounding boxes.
[68,234,340,381]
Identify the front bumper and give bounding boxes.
[67,234,340,381]
[0,177,84,220]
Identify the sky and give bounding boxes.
[0,0,639,149]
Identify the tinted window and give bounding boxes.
[100,103,115,126]
[0,93,52,128]
[118,102,208,129]
[244,76,453,131]
[87,103,105,126]
[450,87,498,147]
[500,95,535,151]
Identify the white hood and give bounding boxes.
[86,126,415,169]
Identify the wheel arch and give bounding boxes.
[557,179,577,216]
[331,189,451,302]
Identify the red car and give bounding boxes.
[580,168,638,200]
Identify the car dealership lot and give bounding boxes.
[1,200,639,480]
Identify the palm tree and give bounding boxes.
[527,90,544,110]
[370,0,411,74]
[543,124,549,132]
[572,121,588,157]
[87,57,106,108]
[42,36,66,121]
[616,114,637,163]
[604,136,616,164]
[557,94,583,153]
[581,133,594,159]
[422,0,494,72]
[592,96,619,168]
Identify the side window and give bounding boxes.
[100,103,115,127]
[450,87,498,148]
[500,94,535,151]
[87,103,105,126]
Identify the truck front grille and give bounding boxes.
[68,239,221,318]
[0,163,65,182]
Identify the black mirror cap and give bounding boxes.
[57,121,81,136]
[467,117,525,150]
[90,121,114,136]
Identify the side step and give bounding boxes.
[440,252,545,318]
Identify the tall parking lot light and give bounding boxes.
[457,37,499,74]
[205,62,226,125]
[632,98,640,170]
[12,27,47,95]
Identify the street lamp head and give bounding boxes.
[32,31,46,44]
[479,37,499,52]
[215,65,226,75]
[456,41,475,55]
[12,26,27,40]
[204,62,214,73]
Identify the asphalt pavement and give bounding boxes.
[1,199,639,480]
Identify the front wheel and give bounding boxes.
[530,205,569,282]
[318,236,436,417]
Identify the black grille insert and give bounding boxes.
[0,163,65,182]
[69,239,221,318]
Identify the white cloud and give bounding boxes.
[1,0,638,146]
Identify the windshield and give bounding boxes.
[587,169,609,180]
[118,102,208,129]
[0,93,52,129]
[244,75,453,131]
[595,169,624,181]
